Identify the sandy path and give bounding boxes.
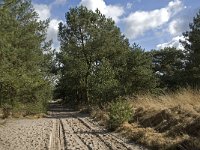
[0,104,146,150]
[48,104,145,150]
[0,118,53,150]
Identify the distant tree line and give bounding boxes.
[0,0,200,110]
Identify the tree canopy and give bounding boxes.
[151,47,185,90]
[1,1,200,111]
[55,6,157,105]
[0,0,53,113]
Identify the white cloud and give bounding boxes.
[168,12,192,36]
[47,19,62,51]
[168,19,183,35]
[79,0,124,23]
[123,0,184,39]
[33,4,51,20]
[47,19,60,41]
[34,3,62,51]
[168,0,183,15]
[126,2,133,9]
[156,36,185,50]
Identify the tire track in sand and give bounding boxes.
[48,104,146,150]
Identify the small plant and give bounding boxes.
[108,98,133,130]
[2,104,12,119]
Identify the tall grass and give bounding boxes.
[120,88,200,149]
[131,88,200,114]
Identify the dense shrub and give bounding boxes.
[11,101,47,117]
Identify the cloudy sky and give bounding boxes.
[32,0,200,51]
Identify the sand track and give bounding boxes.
[0,104,145,150]
[0,118,53,150]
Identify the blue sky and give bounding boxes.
[32,0,200,51]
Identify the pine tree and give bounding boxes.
[121,44,158,95]
[182,10,200,87]
[88,58,119,104]
[151,47,185,90]
[56,6,158,105]
[0,0,53,113]
[57,6,130,104]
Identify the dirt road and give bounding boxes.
[0,104,145,150]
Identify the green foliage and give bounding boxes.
[181,10,200,88]
[151,47,185,90]
[56,6,130,104]
[153,9,200,90]
[0,0,53,114]
[108,99,132,130]
[12,101,46,117]
[121,44,158,95]
[88,59,119,104]
[55,6,158,105]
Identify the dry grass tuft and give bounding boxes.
[118,122,190,149]
[90,107,109,126]
[123,89,200,149]
[131,89,200,114]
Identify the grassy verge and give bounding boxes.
[90,89,200,149]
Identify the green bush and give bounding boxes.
[108,99,133,130]
[13,101,47,117]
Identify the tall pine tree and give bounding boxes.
[182,10,200,87]
[57,6,130,104]
[56,6,158,105]
[0,0,53,113]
